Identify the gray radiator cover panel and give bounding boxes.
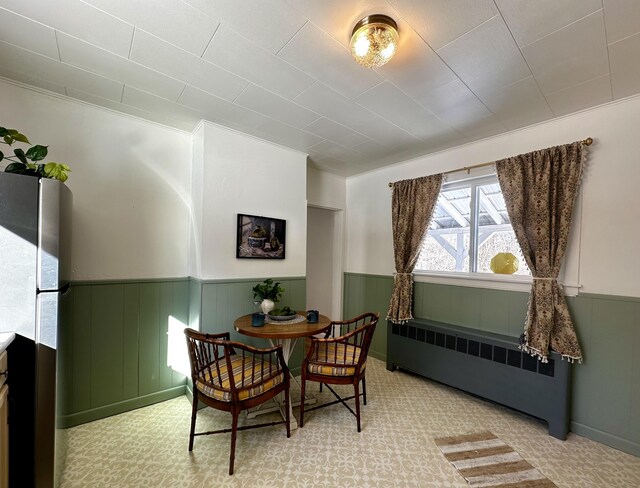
[386,319,572,440]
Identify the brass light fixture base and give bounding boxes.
[350,15,399,68]
[351,15,398,37]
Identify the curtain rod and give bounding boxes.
[388,137,593,187]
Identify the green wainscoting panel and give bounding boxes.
[139,283,161,396]
[632,301,640,446]
[70,285,91,414]
[588,298,635,437]
[57,286,74,417]
[568,295,640,455]
[422,282,452,323]
[90,284,125,409]
[343,273,393,361]
[123,284,140,400]
[343,274,528,361]
[197,277,307,372]
[415,282,530,337]
[59,278,189,428]
[507,292,530,337]
[189,278,202,330]
[565,296,593,426]
[343,273,365,318]
[172,280,190,387]
[478,289,512,335]
[343,272,640,456]
[448,285,482,328]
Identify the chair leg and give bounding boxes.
[354,380,362,433]
[362,374,367,406]
[284,376,291,438]
[299,373,306,428]
[229,408,239,475]
[188,393,198,451]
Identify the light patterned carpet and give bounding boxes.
[59,358,640,487]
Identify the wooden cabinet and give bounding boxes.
[0,350,7,488]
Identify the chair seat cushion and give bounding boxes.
[306,343,365,376]
[195,354,284,402]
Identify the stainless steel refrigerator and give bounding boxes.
[0,172,72,488]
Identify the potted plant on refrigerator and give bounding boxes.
[0,127,71,182]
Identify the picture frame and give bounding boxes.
[236,213,286,259]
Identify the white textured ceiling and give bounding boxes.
[1,0,640,176]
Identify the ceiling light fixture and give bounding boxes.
[350,15,398,68]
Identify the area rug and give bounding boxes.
[434,432,557,487]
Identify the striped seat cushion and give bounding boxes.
[307,343,364,376]
[195,354,284,402]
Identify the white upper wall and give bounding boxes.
[189,126,204,278]
[346,95,640,298]
[0,80,192,281]
[307,166,346,210]
[195,122,307,280]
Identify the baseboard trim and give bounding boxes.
[570,422,640,457]
[58,386,187,428]
[71,277,190,286]
[368,350,386,363]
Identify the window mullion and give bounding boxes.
[469,183,479,273]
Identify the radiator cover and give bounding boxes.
[387,319,571,440]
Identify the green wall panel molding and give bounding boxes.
[192,276,306,284]
[194,277,307,373]
[343,273,392,361]
[60,276,307,428]
[70,276,191,285]
[343,272,640,457]
[90,284,125,408]
[577,292,640,303]
[189,278,203,330]
[571,422,640,458]
[59,386,186,429]
[60,279,190,427]
[197,277,306,336]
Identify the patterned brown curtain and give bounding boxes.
[495,141,584,362]
[387,175,443,324]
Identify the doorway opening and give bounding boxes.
[306,206,343,320]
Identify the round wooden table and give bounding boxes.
[234,312,332,342]
[234,312,332,429]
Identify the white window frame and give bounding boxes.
[413,171,582,295]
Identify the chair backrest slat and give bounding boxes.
[309,313,379,368]
[185,328,289,404]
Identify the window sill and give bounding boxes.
[413,271,581,296]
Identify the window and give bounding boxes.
[415,175,531,277]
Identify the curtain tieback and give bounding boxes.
[532,277,556,281]
[394,273,412,276]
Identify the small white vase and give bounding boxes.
[260,299,275,315]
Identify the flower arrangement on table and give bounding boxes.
[252,278,284,315]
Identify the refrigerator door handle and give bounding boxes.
[36,282,70,296]
[37,291,59,350]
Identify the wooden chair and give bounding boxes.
[299,312,379,432]
[184,329,290,475]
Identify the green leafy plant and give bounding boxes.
[270,306,295,316]
[0,127,71,182]
[252,278,284,302]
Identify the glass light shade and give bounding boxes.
[350,15,398,68]
[490,252,519,275]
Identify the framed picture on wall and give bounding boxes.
[236,213,286,259]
